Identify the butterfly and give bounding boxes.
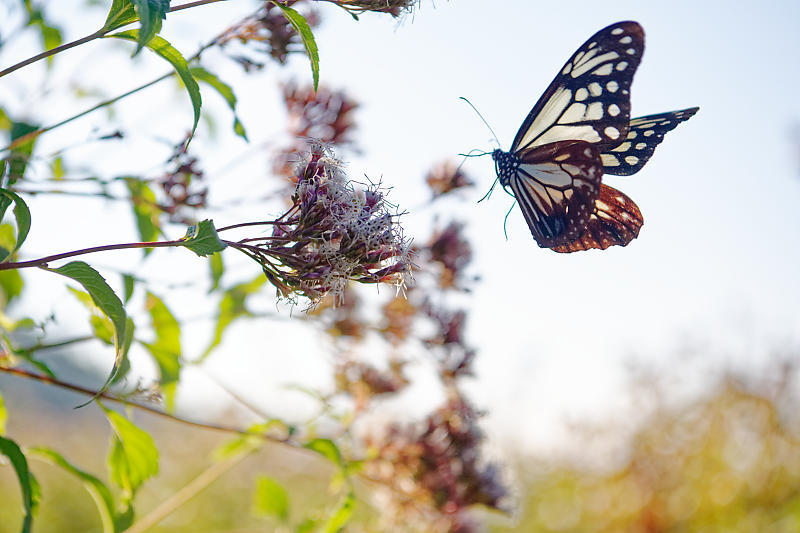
[491,21,698,253]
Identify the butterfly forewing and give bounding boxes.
[551,184,643,253]
[503,141,604,247]
[511,21,645,154]
[601,107,699,175]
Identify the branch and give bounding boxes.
[0,240,184,271]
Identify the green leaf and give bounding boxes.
[0,392,7,435]
[142,291,181,410]
[274,3,319,91]
[105,30,202,141]
[28,447,116,533]
[131,0,169,56]
[201,275,266,359]
[0,188,31,263]
[322,491,355,533]
[122,274,135,303]
[190,66,249,141]
[214,421,288,461]
[3,121,40,186]
[102,405,159,504]
[124,178,162,252]
[253,476,289,522]
[181,219,226,257]
[68,286,115,345]
[304,438,344,469]
[0,435,40,533]
[208,252,223,292]
[102,0,138,33]
[48,262,128,402]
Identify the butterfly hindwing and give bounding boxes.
[503,141,603,247]
[511,21,645,154]
[551,184,643,253]
[601,107,699,176]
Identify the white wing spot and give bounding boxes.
[615,142,631,152]
[572,51,620,77]
[596,200,611,210]
[554,153,570,162]
[562,63,572,75]
[587,101,604,120]
[575,87,589,101]
[619,36,633,44]
[626,48,637,55]
[611,28,624,35]
[608,104,621,116]
[606,80,619,92]
[604,126,620,139]
[626,131,637,139]
[584,148,592,157]
[588,41,597,49]
[625,155,639,165]
[616,61,629,71]
[644,130,655,137]
[588,82,603,96]
[635,142,647,150]
[601,153,620,166]
[593,63,614,76]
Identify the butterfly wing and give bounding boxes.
[510,21,645,154]
[601,107,699,175]
[504,141,604,247]
[550,184,643,253]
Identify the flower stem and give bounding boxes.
[0,240,184,271]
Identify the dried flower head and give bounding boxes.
[425,160,474,198]
[335,358,408,409]
[227,143,412,306]
[425,221,473,289]
[334,0,419,18]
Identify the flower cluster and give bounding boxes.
[425,160,474,198]
[274,82,359,179]
[156,140,207,224]
[228,143,412,306]
[364,395,509,532]
[217,1,320,69]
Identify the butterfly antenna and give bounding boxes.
[478,177,499,203]
[503,201,516,241]
[459,97,501,148]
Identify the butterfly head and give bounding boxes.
[491,149,518,187]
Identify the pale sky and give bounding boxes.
[2,0,799,449]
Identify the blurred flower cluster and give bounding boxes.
[156,140,208,224]
[425,160,475,199]
[364,396,509,532]
[274,82,359,179]
[217,1,320,69]
[226,143,411,305]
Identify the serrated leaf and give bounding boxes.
[131,0,169,56]
[0,188,31,263]
[201,275,265,360]
[274,3,319,91]
[102,0,138,32]
[208,252,223,292]
[181,219,226,257]
[106,30,202,141]
[124,178,161,252]
[189,66,248,140]
[29,447,116,533]
[142,292,180,410]
[0,435,40,533]
[322,491,355,533]
[254,476,289,522]
[102,405,159,504]
[48,262,128,402]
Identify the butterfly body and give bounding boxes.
[493,21,698,252]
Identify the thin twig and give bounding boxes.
[0,240,183,271]
[0,366,287,440]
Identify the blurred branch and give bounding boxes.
[0,366,287,441]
